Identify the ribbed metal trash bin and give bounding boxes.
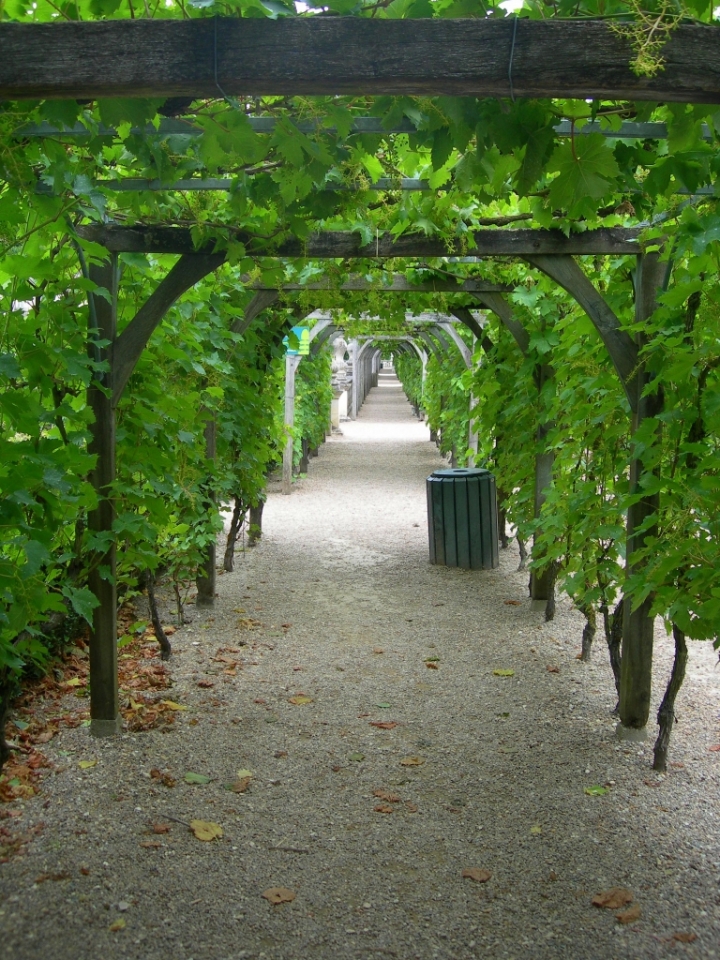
[427,468,499,570]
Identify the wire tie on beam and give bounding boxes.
[508,16,518,104]
[213,15,240,109]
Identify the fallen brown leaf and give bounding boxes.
[462,868,492,883]
[426,662,439,670]
[152,823,171,834]
[228,777,252,793]
[372,647,384,655]
[197,680,215,689]
[708,745,720,752]
[281,623,292,629]
[400,756,424,766]
[504,600,522,606]
[373,789,400,803]
[546,665,560,673]
[673,933,697,943]
[140,840,162,849]
[262,887,296,905]
[592,888,633,909]
[405,802,419,813]
[369,721,398,730]
[374,804,394,814]
[616,904,641,924]
[274,751,288,758]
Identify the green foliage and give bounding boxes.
[2,0,720,742]
[294,350,333,461]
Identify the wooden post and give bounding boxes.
[87,256,122,737]
[530,363,556,602]
[195,416,217,606]
[618,253,669,734]
[283,354,300,495]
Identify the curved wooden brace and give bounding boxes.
[523,254,638,411]
[112,252,225,405]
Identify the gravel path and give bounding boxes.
[1,373,719,960]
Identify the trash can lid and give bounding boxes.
[430,468,493,479]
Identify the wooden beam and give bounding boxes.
[76,224,640,257]
[2,19,720,102]
[16,118,708,142]
[524,254,639,410]
[249,277,511,293]
[87,257,122,738]
[619,252,672,734]
[113,252,225,405]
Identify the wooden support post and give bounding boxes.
[87,256,121,737]
[195,417,217,606]
[618,253,669,735]
[283,354,300,495]
[530,422,555,601]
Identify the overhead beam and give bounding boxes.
[247,276,512,293]
[1,18,719,102]
[76,224,641,258]
[15,117,712,142]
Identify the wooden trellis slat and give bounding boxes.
[1,18,719,102]
[75,224,641,257]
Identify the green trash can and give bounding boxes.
[427,468,499,570]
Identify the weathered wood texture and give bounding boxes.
[524,254,639,409]
[249,277,512,293]
[113,252,225,404]
[619,253,671,731]
[1,18,719,102]
[76,224,641,257]
[87,258,122,737]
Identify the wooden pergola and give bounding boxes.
[4,13,710,743]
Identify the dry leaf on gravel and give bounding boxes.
[108,919,126,932]
[462,868,492,883]
[372,647,384,654]
[673,933,697,943]
[149,768,176,788]
[546,665,560,673]
[504,600,522,606]
[373,789,400,803]
[493,669,515,677]
[405,802,419,813]
[592,888,633,909]
[369,721,398,730]
[190,820,223,842]
[262,887,296,905]
[374,804,394,814]
[78,760,97,769]
[616,904,641,924]
[197,680,215,689]
[152,823,170,834]
[288,695,313,705]
[400,756,424,766]
[227,777,252,793]
[708,745,720,752]
[426,662,439,670]
[140,840,162,849]
[160,700,188,711]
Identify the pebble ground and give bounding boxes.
[1,373,719,960]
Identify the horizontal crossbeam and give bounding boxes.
[247,276,511,293]
[2,18,719,102]
[76,224,641,257]
[17,118,708,142]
